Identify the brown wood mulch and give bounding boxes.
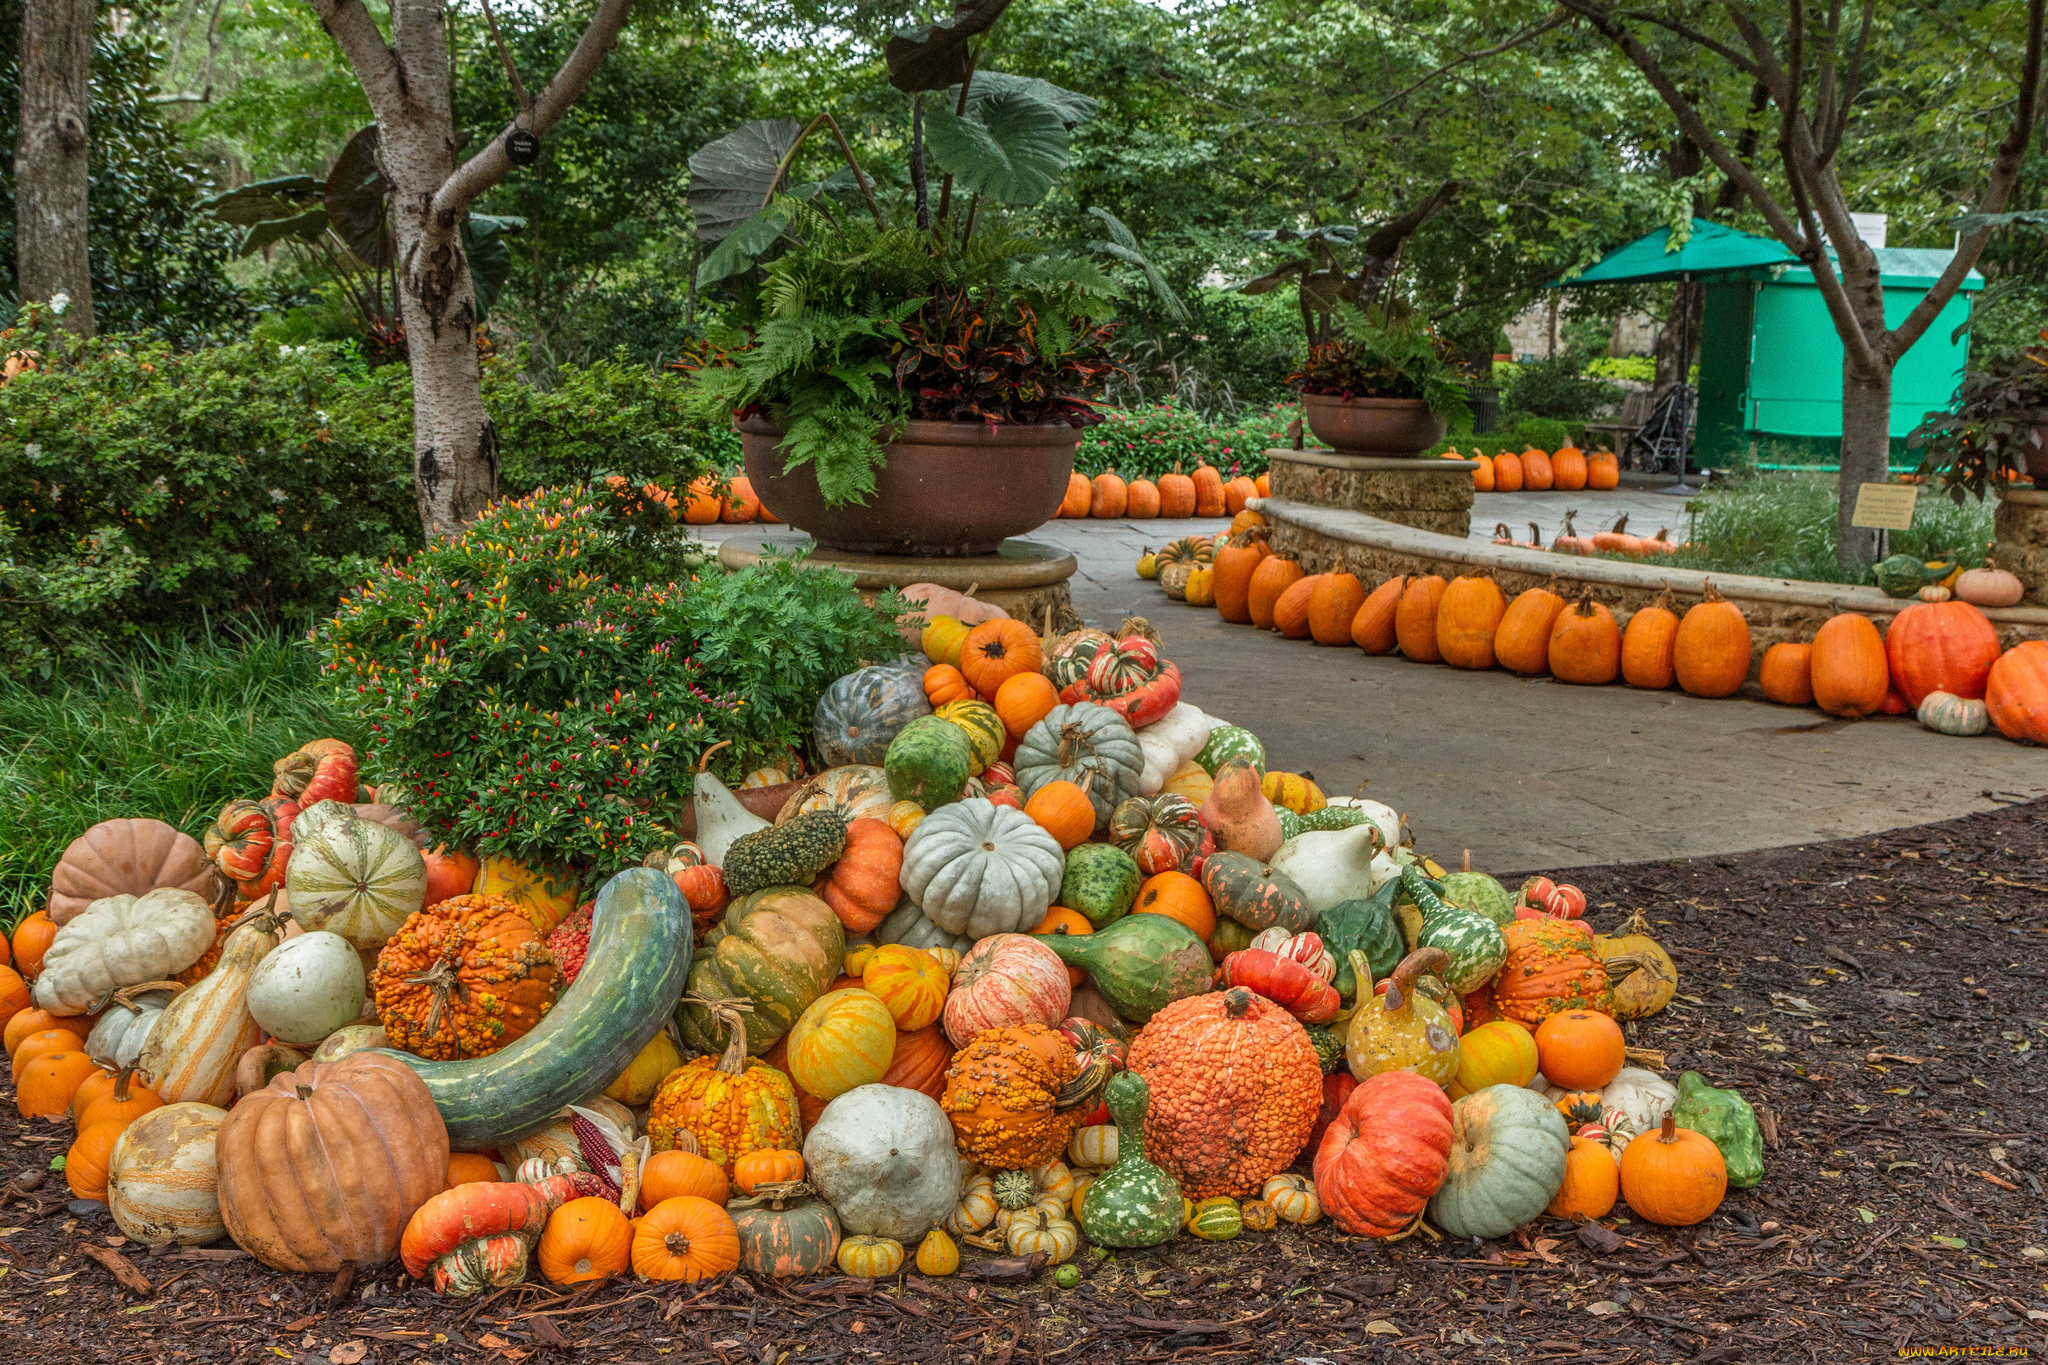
[3,799,2045,1364]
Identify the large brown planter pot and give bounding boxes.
[739,415,1080,556]
[1299,393,1446,458]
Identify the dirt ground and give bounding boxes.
[3,799,2045,1364]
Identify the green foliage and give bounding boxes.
[0,629,358,927]
[1585,356,1656,382]
[1499,357,1624,423]
[1075,401,1297,479]
[1289,313,1472,429]
[317,485,900,872]
[1908,334,2048,499]
[1439,416,1575,457]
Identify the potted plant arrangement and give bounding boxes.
[1909,327,2048,495]
[678,2,1183,556]
[1286,314,1474,457]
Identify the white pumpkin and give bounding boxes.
[900,799,1065,939]
[107,1102,228,1247]
[285,800,427,950]
[32,888,217,1014]
[693,769,771,864]
[1917,690,1990,737]
[1268,822,1389,914]
[805,1084,962,1241]
[1954,567,2025,608]
[1132,703,1215,795]
[245,931,367,1045]
[310,1022,388,1063]
[85,989,174,1068]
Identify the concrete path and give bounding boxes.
[693,517,2048,876]
[1471,487,1697,547]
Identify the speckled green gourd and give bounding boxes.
[1405,865,1506,994]
[1436,870,1514,926]
[1318,885,1406,997]
[1278,805,1376,842]
[1671,1072,1764,1188]
[1059,843,1142,927]
[721,810,849,897]
[1079,1071,1182,1247]
[1303,1023,1345,1074]
[1194,724,1264,776]
[884,715,974,811]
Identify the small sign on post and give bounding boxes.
[1851,482,1920,531]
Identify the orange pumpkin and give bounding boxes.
[1191,464,1227,518]
[0,966,28,1036]
[1533,1009,1626,1089]
[1620,1116,1726,1226]
[1521,448,1555,490]
[1548,595,1620,684]
[1491,920,1610,1026]
[993,672,1058,741]
[1246,556,1305,631]
[1586,450,1620,490]
[1024,779,1096,850]
[17,1049,98,1119]
[720,476,761,523]
[12,1028,83,1082]
[1351,576,1405,655]
[863,944,950,1030]
[445,1152,500,1188]
[1491,451,1525,492]
[1546,1134,1619,1218]
[1621,590,1680,689]
[817,819,903,935]
[539,1196,635,1284]
[1270,573,1325,640]
[1090,472,1129,519]
[70,1065,160,1125]
[923,664,973,708]
[1125,479,1162,519]
[1987,641,2048,744]
[1211,537,1272,624]
[1672,585,1752,698]
[633,1195,742,1282]
[1885,600,2002,707]
[1133,871,1216,944]
[1157,467,1198,518]
[1393,575,1448,663]
[1550,445,1588,492]
[1307,573,1366,646]
[1223,476,1257,515]
[1059,471,1092,519]
[731,1148,804,1194]
[958,620,1043,696]
[640,1149,731,1208]
[1494,585,1566,675]
[1470,453,1496,492]
[878,1023,955,1102]
[1254,472,1270,498]
[66,1119,127,1202]
[682,476,723,524]
[1435,575,1507,670]
[5,1005,91,1057]
[11,912,58,978]
[1758,642,1814,706]
[1810,613,1889,718]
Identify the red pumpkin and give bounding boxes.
[1219,949,1340,1024]
[1884,601,2002,707]
[940,935,1072,1049]
[1305,1071,1356,1155]
[1312,1070,1453,1237]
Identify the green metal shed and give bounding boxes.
[1695,250,1985,465]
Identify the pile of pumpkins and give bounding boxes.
[1453,443,1621,494]
[1139,518,2048,745]
[1053,466,1269,521]
[0,595,1767,1296]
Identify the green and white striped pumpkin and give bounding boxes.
[283,801,427,950]
[1194,724,1264,776]
[814,666,931,767]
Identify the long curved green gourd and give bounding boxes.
[377,867,692,1148]
[1402,865,1505,994]
[1032,913,1212,1023]
[1671,1072,1764,1188]
[1079,1071,1182,1247]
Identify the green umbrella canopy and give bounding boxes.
[1551,217,1797,286]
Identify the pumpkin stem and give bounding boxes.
[696,739,733,775]
[663,1231,693,1258]
[94,979,188,1014]
[1222,987,1255,1018]
[402,958,471,1044]
[686,993,757,1075]
[1460,849,1471,873]
[1658,1114,1678,1144]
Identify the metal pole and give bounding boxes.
[1664,274,1701,496]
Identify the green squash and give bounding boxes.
[1303,1022,1345,1074]
[814,666,931,768]
[1195,724,1265,776]
[1035,913,1213,1023]
[677,886,846,1057]
[885,715,974,812]
[1207,916,1256,964]
[1671,1072,1764,1189]
[1079,1071,1182,1247]
[722,810,849,898]
[1404,865,1506,994]
[1060,843,1142,927]
[1873,553,1940,599]
[379,867,690,1148]
[729,1186,843,1278]
[1200,851,1315,933]
[1187,1196,1243,1241]
[1319,886,1406,996]
[1436,870,1514,926]
[1428,1083,1570,1240]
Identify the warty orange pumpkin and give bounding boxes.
[371,894,557,1060]
[1491,919,1611,1026]
[940,1022,1092,1169]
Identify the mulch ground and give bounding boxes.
[4,801,2046,1365]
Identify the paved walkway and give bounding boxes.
[1471,487,1697,547]
[694,516,2048,876]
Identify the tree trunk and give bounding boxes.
[1836,359,1893,570]
[1651,283,1697,403]
[15,0,95,337]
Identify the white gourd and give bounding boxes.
[1319,796,1402,850]
[804,1084,962,1242]
[284,801,427,950]
[85,990,174,1068]
[107,1102,229,1247]
[1268,823,1387,914]
[900,799,1065,939]
[245,931,367,1045]
[138,909,283,1107]
[32,888,217,1014]
[694,769,770,864]
[310,1023,388,1063]
[1547,1066,1678,1148]
[1132,703,1215,795]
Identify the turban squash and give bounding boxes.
[371,895,559,1061]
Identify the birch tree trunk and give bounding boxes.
[15,0,96,337]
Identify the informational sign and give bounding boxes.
[1851,482,1920,531]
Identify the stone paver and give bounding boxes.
[694,515,2048,875]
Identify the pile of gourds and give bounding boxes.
[0,597,1768,1296]
[1140,521,2048,745]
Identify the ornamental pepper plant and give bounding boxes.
[316,483,898,873]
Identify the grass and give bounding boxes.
[0,630,361,930]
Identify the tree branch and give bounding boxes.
[1821,0,1878,164]
[1345,8,1571,128]
[433,0,636,222]
[305,0,403,119]
[1615,8,1759,74]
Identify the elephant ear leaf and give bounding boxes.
[688,118,804,243]
[196,175,322,228]
[237,207,330,258]
[463,214,526,321]
[924,88,1068,206]
[884,0,1013,93]
[324,125,395,270]
[948,71,1097,127]
[1087,207,1189,322]
[696,201,798,290]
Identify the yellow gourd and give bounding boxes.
[921,616,971,666]
[1594,911,1678,1019]
[1183,567,1216,608]
[915,1227,959,1275]
[1342,949,1459,1086]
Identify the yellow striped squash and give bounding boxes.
[138,910,281,1107]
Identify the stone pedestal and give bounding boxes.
[717,530,1077,624]
[1265,449,1478,538]
[1993,485,2048,606]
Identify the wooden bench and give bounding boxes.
[1580,386,1655,452]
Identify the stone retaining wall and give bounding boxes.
[1992,486,2048,607]
[1265,449,1476,538]
[1254,497,2048,673]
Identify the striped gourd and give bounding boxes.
[934,700,1004,775]
[1194,725,1264,776]
[106,1102,229,1247]
[1187,1196,1243,1241]
[138,908,283,1106]
[284,801,427,950]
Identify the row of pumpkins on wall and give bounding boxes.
[0,603,1761,1293]
[1455,444,1622,494]
[1052,467,1270,521]
[1137,522,2048,745]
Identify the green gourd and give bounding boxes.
[1343,948,1459,1087]
[1078,1071,1182,1247]
[1059,844,1142,928]
[1436,869,1514,926]
[1303,1022,1345,1074]
[884,715,974,811]
[1033,913,1212,1023]
[1404,865,1506,994]
[1319,885,1406,996]
[1200,852,1315,933]
[721,810,849,898]
[1194,724,1265,776]
[1671,1072,1764,1189]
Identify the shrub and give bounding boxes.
[1584,356,1656,383]
[1075,401,1298,480]
[1499,357,1623,423]
[317,485,899,873]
